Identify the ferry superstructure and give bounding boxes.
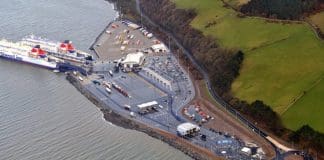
[0,39,57,69]
[21,35,93,63]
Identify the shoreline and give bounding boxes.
[66,74,221,160]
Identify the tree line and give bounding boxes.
[290,125,324,152]
[240,0,324,20]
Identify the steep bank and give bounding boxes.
[66,74,221,160]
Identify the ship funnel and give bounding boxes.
[31,48,38,53]
[59,40,75,53]
[60,43,67,48]
[31,46,47,58]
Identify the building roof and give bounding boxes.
[128,23,140,30]
[241,147,251,153]
[137,101,158,109]
[151,44,168,52]
[177,122,200,135]
[122,52,144,65]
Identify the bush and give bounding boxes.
[290,125,324,151]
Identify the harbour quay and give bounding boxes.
[72,20,267,160]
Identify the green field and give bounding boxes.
[282,78,324,132]
[172,0,324,132]
[310,11,324,33]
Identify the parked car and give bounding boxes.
[92,80,101,85]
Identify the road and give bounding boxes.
[133,0,314,159]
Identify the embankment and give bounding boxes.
[66,74,221,160]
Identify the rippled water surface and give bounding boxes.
[0,0,190,159]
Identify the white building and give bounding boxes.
[137,101,158,113]
[151,44,169,53]
[240,147,252,156]
[121,52,145,68]
[176,122,200,136]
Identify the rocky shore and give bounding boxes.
[66,74,221,160]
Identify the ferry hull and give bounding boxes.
[57,62,88,76]
[0,52,57,70]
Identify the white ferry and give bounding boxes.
[0,39,57,69]
[21,35,93,62]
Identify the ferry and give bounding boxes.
[0,39,57,69]
[21,35,93,63]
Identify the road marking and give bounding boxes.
[129,72,167,96]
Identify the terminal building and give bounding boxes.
[176,122,200,137]
[121,52,145,68]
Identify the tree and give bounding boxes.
[240,0,323,20]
